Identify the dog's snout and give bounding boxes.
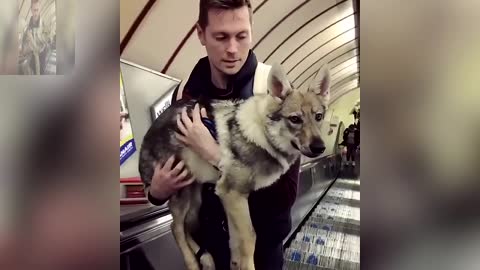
[310,139,325,154]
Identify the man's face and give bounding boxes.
[31,2,40,22]
[197,6,252,76]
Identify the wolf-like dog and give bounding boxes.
[139,63,331,270]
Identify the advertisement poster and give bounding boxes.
[120,72,136,165]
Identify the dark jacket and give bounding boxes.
[342,127,360,147]
[149,51,300,270]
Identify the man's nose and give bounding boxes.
[226,39,238,54]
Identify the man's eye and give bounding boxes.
[288,116,303,124]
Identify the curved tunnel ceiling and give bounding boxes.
[120,0,359,102]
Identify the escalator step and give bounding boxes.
[284,178,360,270]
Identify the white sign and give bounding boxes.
[150,85,177,121]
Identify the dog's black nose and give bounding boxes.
[310,139,325,154]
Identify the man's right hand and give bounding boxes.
[149,155,195,201]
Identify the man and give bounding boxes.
[19,0,51,75]
[343,124,359,166]
[147,1,300,269]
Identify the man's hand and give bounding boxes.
[176,103,221,166]
[149,155,195,201]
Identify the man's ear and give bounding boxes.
[267,63,293,100]
[309,64,331,101]
[196,23,206,46]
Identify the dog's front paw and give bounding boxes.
[230,260,254,270]
[230,248,241,270]
[230,260,240,270]
[200,252,215,270]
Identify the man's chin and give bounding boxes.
[220,65,240,75]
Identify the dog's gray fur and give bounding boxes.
[139,63,331,270]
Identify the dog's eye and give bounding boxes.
[288,116,303,124]
[315,113,323,121]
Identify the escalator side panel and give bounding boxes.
[122,231,185,270]
[285,156,341,245]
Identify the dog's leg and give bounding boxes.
[185,234,215,270]
[217,185,256,270]
[169,190,200,270]
[185,184,215,270]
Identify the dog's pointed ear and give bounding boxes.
[268,63,293,100]
[309,65,331,101]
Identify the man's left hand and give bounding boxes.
[176,103,221,166]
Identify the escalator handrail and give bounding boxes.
[301,154,337,170]
[121,205,170,232]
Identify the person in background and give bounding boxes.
[19,0,51,75]
[145,0,301,269]
[342,124,359,166]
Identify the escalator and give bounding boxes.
[283,144,360,270]
[44,49,56,74]
[283,177,360,270]
[121,154,342,270]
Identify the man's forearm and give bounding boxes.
[206,144,221,168]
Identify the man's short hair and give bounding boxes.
[198,0,252,29]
